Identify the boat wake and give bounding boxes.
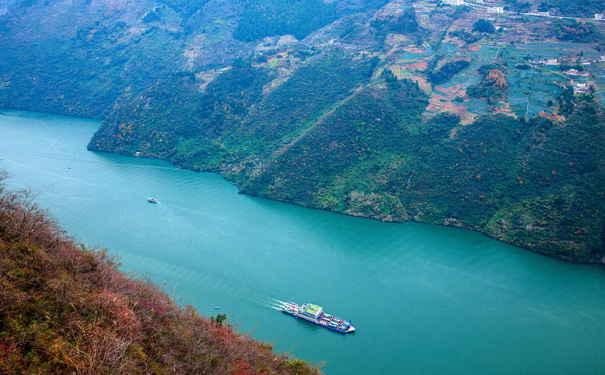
[264,298,288,311]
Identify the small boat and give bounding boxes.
[281,302,355,334]
[147,197,159,204]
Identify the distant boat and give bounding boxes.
[147,197,159,204]
[281,302,355,334]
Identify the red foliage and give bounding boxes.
[0,182,322,375]
[0,340,14,363]
[231,359,264,375]
[0,340,22,373]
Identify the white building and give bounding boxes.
[573,82,589,94]
[595,14,604,20]
[487,6,504,14]
[443,0,465,6]
[546,58,558,65]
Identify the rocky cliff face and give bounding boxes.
[1,0,604,262]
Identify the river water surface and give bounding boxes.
[1,110,604,375]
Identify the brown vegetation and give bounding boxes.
[483,69,507,90]
[0,175,321,375]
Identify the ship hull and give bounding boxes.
[281,302,355,334]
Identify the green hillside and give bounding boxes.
[1,0,604,262]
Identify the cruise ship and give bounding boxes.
[281,302,355,334]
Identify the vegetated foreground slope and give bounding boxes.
[0,180,321,375]
[1,0,604,263]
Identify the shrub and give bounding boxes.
[473,19,495,34]
[0,176,322,375]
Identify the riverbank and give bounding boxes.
[2,110,605,375]
[0,176,321,375]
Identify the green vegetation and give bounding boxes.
[558,85,575,115]
[233,0,337,41]
[473,19,495,34]
[0,177,321,375]
[245,90,605,262]
[372,8,420,34]
[1,0,604,263]
[429,60,471,84]
[243,75,428,219]
[467,64,508,105]
[538,0,604,18]
[371,8,424,44]
[552,19,603,44]
[90,61,272,163]
[90,52,378,178]
[504,0,530,14]
[157,0,211,18]
[233,0,390,41]
[0,8,186,118]
[234,54,377,156]
[448,28,480,44]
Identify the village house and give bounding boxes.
[487,6,504,14]
[573,82,589,94]
[443,0,465,6]
[565,69,588,77]
[595,14,604,21]
[546,58,558,65]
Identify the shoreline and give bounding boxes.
[3,108,603,265]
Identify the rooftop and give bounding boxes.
[302,304,322,316]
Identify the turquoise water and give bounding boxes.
[1,110,604,375]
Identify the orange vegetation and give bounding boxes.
[402,60,428,71]
[485,69,507,90]
[425,84,468,118]
[0,179,320,375]
[538,111,565,122]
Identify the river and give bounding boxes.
[1,110,604,375]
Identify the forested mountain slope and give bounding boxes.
[1,0,604,263]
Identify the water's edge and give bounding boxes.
[5,107,601,264]
[93,149,604,266]
[2,110,605,375]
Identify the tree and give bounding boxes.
[473,19,495,34]
[538,2,552,12]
